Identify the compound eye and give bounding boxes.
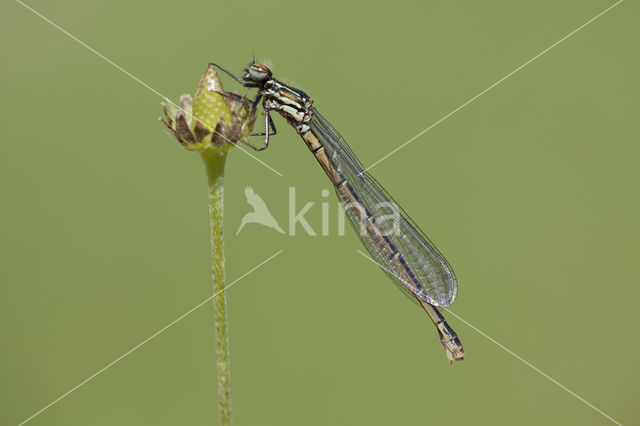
[248,64,270,82]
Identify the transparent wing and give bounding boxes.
[309,108,457,307]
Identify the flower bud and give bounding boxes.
[161,65,256,152]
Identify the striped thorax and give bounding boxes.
[263,81,313,126]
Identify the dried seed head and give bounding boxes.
[161,65,256,152]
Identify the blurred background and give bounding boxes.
[1,0,638,424]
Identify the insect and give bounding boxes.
[212,62,464,362]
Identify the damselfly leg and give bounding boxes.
[236,110,276,151]
[252,109,277,136]
[208,62,260,88]
[214,91,252,106]
[209,62,276,150]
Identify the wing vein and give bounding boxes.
[309,107,457,307]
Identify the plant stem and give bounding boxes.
[201,148,232,426]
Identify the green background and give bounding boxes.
[2,0,638,425]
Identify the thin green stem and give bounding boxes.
[201,147,232,426]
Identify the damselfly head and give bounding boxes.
[244,63,272,83]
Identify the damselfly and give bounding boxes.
[212,62,464,362]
